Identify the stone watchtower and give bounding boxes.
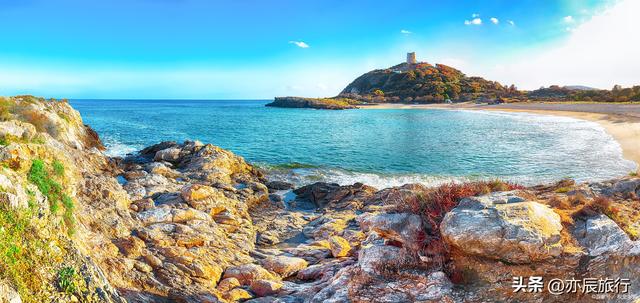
[406,52,417,64]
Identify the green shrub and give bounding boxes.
[57,266,78,294]
[52,160,65,176]
[0,202,57,302]
[0,137,7,146]
[27,159,74,234]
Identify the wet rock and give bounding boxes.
[266,181,294,191]
[139,141,179,157]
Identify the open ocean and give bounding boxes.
[70,99,637,188]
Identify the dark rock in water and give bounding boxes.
[138,141,179,157]
[266,96,359,110]
[266,180,294,192]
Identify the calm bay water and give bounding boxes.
[70,99,636,188]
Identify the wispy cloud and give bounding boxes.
[471,13,480,18]
[490,17,499,24]
[464,18,482,25]
[400,29,412,35]
[288,41,309,48]
[563,15,574,23]
[486,0,640,90]
[507,20,515,26]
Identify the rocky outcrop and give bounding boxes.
[441,191,563,263]
[265,97,359,110]
[2,96,639,303]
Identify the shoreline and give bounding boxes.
[361,102,640,172]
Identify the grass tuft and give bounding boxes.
[27,159,74,234]
[57,266,78,294]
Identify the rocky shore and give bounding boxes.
[1,96,640,303]
[266,97,360,110]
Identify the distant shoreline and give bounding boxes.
[361,102,640,171]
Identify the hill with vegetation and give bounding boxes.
[338,62,520,103]
[270,61,639,107]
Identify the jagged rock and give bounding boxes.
[293,182,377,209]
[154,147,182,163]
[116,236,146,258]
[261,256,308,278]
[216,277,241,292]
[250,279,283,297]
[573,214,632,256]
[441,192,563,263]
[358,212,424,250]
[302,213,355,240]
[328,236,351,257]
[265,181,294,191]
[357,245,402,276]
[180,184,230,215]
[139,141,179,157]
[224,288,253,301]
[223,264,279,286]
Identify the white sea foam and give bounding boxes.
[102,136,142,157]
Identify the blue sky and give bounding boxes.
[0,0,635,99]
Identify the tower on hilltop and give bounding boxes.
[406,52,417,64]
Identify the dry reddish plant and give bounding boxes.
[395,180,524,282]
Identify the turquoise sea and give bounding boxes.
[70,99,637,188]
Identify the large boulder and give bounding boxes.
[441,191,563,263]
[261,256,308,278]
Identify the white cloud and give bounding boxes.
[288,41,309,48]
[486,0,640,90]
[471,13,480,18]
[507,20,515,26]
[563,15,574,23]
[400,29,412,35]
[464,18,482,25]
[490,17,499,24]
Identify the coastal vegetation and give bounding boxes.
[338,62,516,103]
[271,61,640,108]
[527,84,640,102]
[266,96,361,109]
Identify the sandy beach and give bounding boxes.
[361,102,640,171]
